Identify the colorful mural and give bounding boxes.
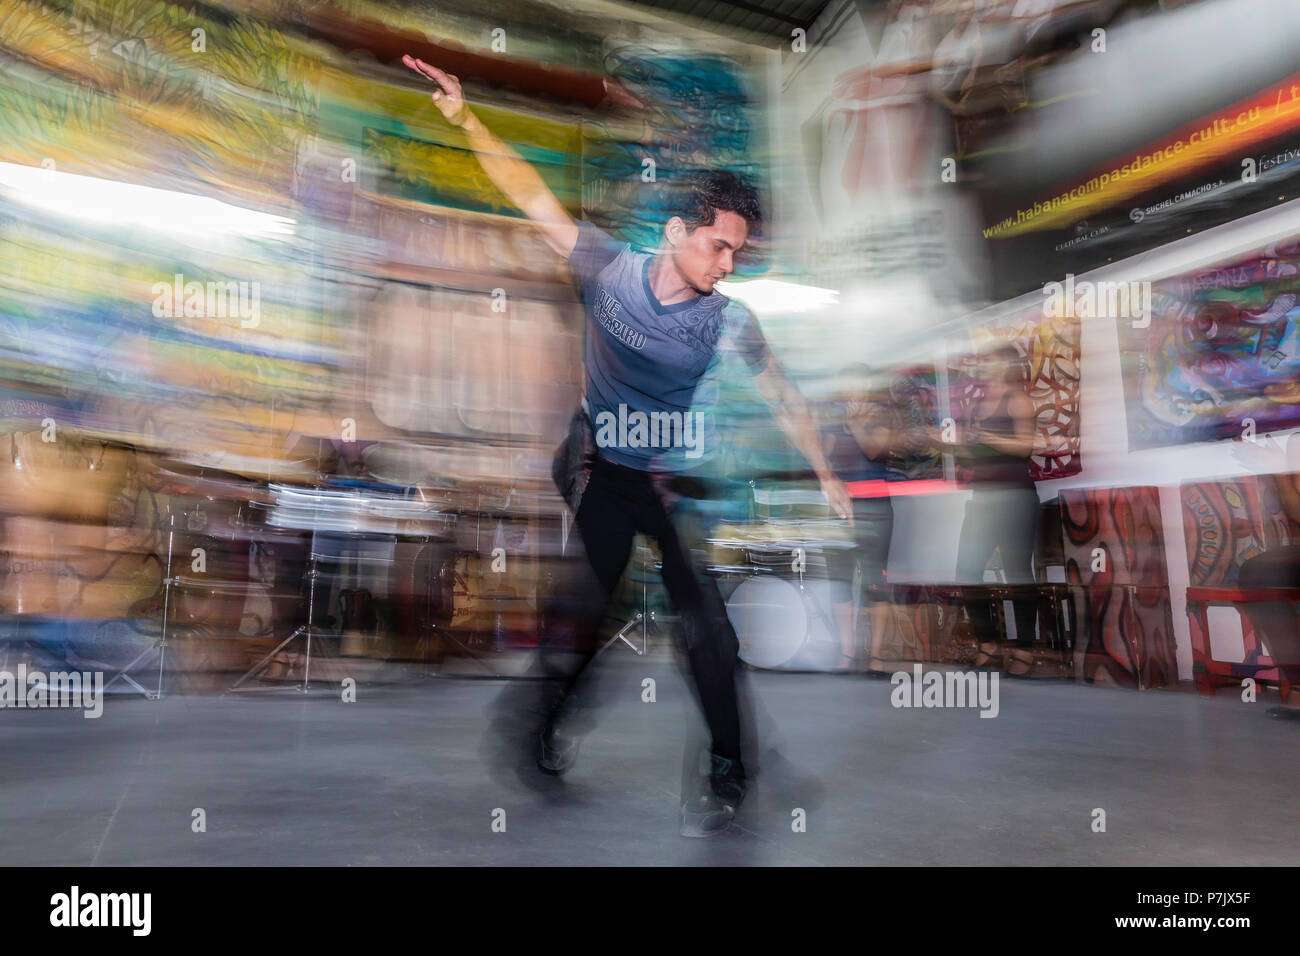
[1060,486,1178,688]
[0,0,778,678]
[1181,475,1297,587]
[1122,237,1300,450]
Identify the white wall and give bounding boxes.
[768,0,1300,673]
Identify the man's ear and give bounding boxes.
[665,216,687,247]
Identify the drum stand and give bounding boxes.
[227,548,334,693]
[599,542,667,657]
[106,502,177,700]
[411,531,450,675]
[796,556,840,657]
[227,461,343,694]
[748,482,844,666]
[425,486,516,677]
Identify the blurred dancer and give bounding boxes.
[1237,433,1300,719]
[821,369,896,674]
[949,345,1040,676]
[403,55,852,835]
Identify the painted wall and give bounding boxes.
[768,0,1300,678]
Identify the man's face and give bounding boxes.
[669,209,749,295]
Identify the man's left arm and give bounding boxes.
[752,360,855,524]
[726,302,853,522]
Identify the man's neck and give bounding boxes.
[647,253,699,306]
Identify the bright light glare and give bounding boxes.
[0,162,296,239]
[714,277,839,315]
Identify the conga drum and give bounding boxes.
[388,538,458,661]
[0,429,134,522]
[0,430,153,619]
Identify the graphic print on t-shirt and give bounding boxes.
[663,305,724,356]
[594,289,644,350]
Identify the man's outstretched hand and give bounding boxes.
[821,475,854,526]
[402,55,470,127]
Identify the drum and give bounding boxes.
[708,522,845,579]
[388,538,458,647]
[0,515,160,619]
[725,572,841,671]
[0,429,134,522]
[166,495,255,634]
[727,576,810,669]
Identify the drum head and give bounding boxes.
[726,575,808,670]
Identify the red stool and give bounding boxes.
[1186,586,1300,697]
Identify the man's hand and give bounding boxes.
[402,55,471,127]
[821,475,854,526]
[399,52,578,258]
[1231,432,1288,474]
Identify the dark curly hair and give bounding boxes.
[676,169,763,235]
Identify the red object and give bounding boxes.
[1185,586,1300,698]
[300,6,641,109]
[846,479,956,499]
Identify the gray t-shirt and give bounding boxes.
[567,219,770,472]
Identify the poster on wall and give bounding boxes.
[1120,236,1300,451]
[951,305,1083,481]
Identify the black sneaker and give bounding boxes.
[680,752,746,837]
[680,790,737,837]
[535,691,584,775]
[705,753,746,802]
[536,725,581,775]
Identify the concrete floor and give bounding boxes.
[2,648,1297,866]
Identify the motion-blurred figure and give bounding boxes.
[949,345,1040,676]
[821,367,897,674]
[402,55,852,836]
[1237,432,1300,719]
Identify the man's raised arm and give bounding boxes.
[402,55,579,259]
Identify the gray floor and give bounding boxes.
[2,649,1297,866]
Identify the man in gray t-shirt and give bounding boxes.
[568,217,771,472]
[405,55,852,837]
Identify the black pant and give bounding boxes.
[1239,545,1300,662]
[955,484,1040,646]
[540,453,744,765]
[825,495,894,603]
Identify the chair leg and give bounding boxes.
[1187,600,1217,697]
